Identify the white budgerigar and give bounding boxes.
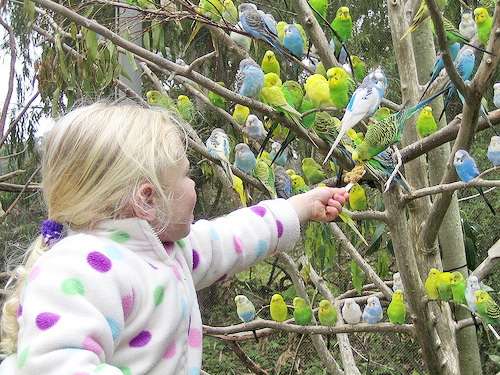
[234,295,256,323]
[459,11,477,40]
[487,136,500,167]
[342,298,362,325]
[245,114,267,141]
[392,272,404,292]
[465,275,481,312]
[494,82,500,109]
[206,128,233,181]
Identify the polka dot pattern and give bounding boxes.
[255,240,267,258]
[110,230,130,243]
[122,293,134,320]
[87,251,112,273]
[276,220,284,238]
[103,246,122,260]
[188,367,201,375]
[82,336,103,356]
[62,278,85,296]
[176,238,186,249]
[163,341,176,359]
[187,327,202,348]
[106,317,121,340]
[36,312,60,330]
[192,250,200,270]
[163,241,174,255]
[119,367,132,375]
[209,228,220,241]
[74,373,89,375]
[129,330,152,347]
[250,205,266,217]
[170,264,182,281]
[17,304,23,318]
[17,347,29,369]
[233,236,243,254]
[154,286,165,306]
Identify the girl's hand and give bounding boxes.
[288,187,349,224]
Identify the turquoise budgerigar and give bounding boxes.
[342,298,362,325]
[466,275,481,312]
[206,128,234,182]
[236,58,265,98]
[234,143,256,175]
[487,136,500,167]
[362,296,383,324]
[283,24,304,58]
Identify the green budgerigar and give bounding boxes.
[293,297,313,325]
[331,6,352,54]
[415,106,438,138]
[282,80,304,111]
[349,184,367,211]
[261,50,281,76]
[147,90,175,111]
[401,0,448,39]
[208,82,227,109]
[176,95,195,122]
[301,157,326,185]
[305,74,332,109]
[290,174,309,195]
[371,107,392,122]
[318,299,338,326]
[254,157,277,198]
[309,0,327,24]
[475,290,500,326]
[424,268,440,301]
[270,293,288,322]
[450,271,467,305]
[222,0,238,24]
[437,271,453,302]
[474,7,493,46]
[327,67,353,110]
[387,290,406,325]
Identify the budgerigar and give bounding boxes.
[401,0,448,38]
[232,175,248,207]
[283,24,304,58]
[234,295,258,341]
[309,0,327,23]
[176,95,195,122]
[274,166,292,198]
[254,156,277,198]
[362,296,383,324]
[198,0,224,20]
[291,174,309,195]
[276,21,287,43]
[466,275,481,312]
[425,268,440,300]
[206,128,233,181]
[230,23,252,51]
[222,0,238,24]
[454,150,496,215]
[494,82,500,109]
[232,104,250,126]
[392,272,404,293]
[269,141,288,167]
[293,297,313,325]
[372,107,392,122]
[304,74,332,109]
[236,58,265,98]
[327,67,353,110]
[436,271,453,301]
[147,90,175,110]
[302,158,326,185]
[416,106,438,138]
[261,50,280,76]
[475,290,500,325]
[459,11,477,40]
[208,82,227,110]
[388,290,406,325]
[270,293,288,322]
[324,68,387,159]
[245,114,267,141]
[234,143,256,175]
[474,7,493,46]
[282,80,304,110]
[318,299,338,326]
[343,55,367,82]
[331,7,352,56]
[349,184,367,211]
[487,136,500,166]
[342,298,362,325]
[450,272,467,305]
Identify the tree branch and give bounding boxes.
[0,92,40,148]
[114,78,149,106]
[0,182,40,192]
[225,341,269,375]
[472,238,500,281]
[0,170,25,183]
[0,16,17,136]
[343,209,389,223]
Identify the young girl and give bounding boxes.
[0,103,347,374]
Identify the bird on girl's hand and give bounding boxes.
[270,293,288,322]
[234,143,256,175]
[362,296,383,324]
[387,290,406,325]
[236,58,265,98]
[487,136,500,167]
[342,298,362,325]
[454,150,496,215]
[293,297,313,325]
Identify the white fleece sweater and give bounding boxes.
[0,199,300,375]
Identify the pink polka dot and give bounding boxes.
[276,220,284,238]
[163,341,176,359]
[87,251,112,272]
[122,293,134,320]
[187,327,202,348]
[29,266,41,282]
[36,312,60,330]
[163,241,174,255]
[82,336,103,356]
[171,264,182,281]
[250,205,267,217]
[192,250,200,270]
[129,330,151,347]
[233,236,243,254]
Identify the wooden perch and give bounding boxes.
[472,238,500,281]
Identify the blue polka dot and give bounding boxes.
[106,317,121,341]
[209,228,220,241]
[255,240,267,258]
[103,246,123,260]
[180,297,188,319]
[189,367,200,375]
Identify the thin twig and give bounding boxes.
[0,16,17,135]
[458,187,496,202]
[0,92,40,148]
[0,170,25,183]
[226,341,269,375]
[114,78,149,106]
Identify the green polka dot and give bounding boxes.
[176,238,186,249]
[110,230,130,243]
[154,286,165,306]
[96,364,108,372]
[61,278,85,295]
[120,367,132,375]
[17,347,29,369]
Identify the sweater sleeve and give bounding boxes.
[186,198,300,290]
[14,234,131,375]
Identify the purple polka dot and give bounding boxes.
[163,341,176,359]
[233,236,243,254]
[17,304,23,318]
[250,205,267,217]
[122,293,134,320]
[87,251,112,272]
[192,250,200,270]
[36,312,60,330]
[187,327,202,348]
[163,241,174,255]
[82,336,103,355]
[129,330,151,347]
[276,220,284,238]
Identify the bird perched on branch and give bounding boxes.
[236,58,265,98]
[270,293,288,322]
[401,0,448,39]
[342,298,362,325]
[459,11,477,40]
[466,275,481,312]
[474,7,493,46]
[362,296,383,324]
[234,295,258,341]
[327,67,353,110]
[283,24,305,58]
[387,290,406,325]
[234,143,256,175]
[487,136,500,167]
[206,128,233,182]
[450,272,467,305]
[293,297,313,325]
[493,82,500,109]
[261,50,281,76]
[244,114,267,142]
[232,104,250,126]
[425,268,440,301]
[416,106,438,138]
[176,95,195,122]
[274,166,292,199]
[331,6,352,56]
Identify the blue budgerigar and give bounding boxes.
[239,3,284,54]
[324,67,388,162]
[466,275,481,312]
[487,136,500,166]
[234,143,257,174]
[494,82,500,109]
[283,24,304,58]
[274,165,292,199]
[206,128,233,181]
[454,149,496,214]
[362,296,383,324]
[236,58,265,98]
[234,294,258,341]
[245,114,267,141]
[269,141,288,167]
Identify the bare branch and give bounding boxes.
[0,170,25,183]
[225,341,269,375]
[472,238,500,281]
[114,79,149,107]
[185,51,216,74]
[0,92,40,148]
[0,183,40,193]
[0,16,17,135]
[458,187,496,202]
[343,209,389,223]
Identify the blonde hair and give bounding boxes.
[0,102,187,353]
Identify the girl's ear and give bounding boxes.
[132,182,157,221]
